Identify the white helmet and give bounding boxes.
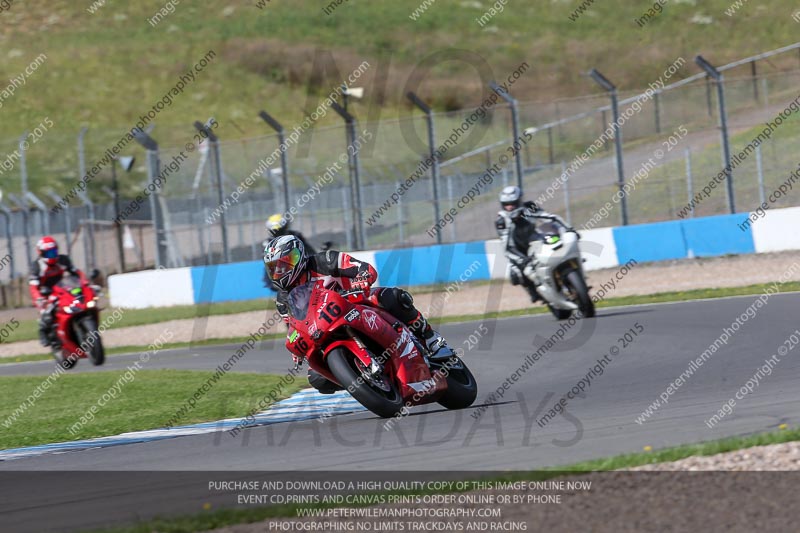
[499,186,522,210]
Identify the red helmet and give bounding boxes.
[37,236,59,265]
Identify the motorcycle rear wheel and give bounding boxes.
[327,348,404,418]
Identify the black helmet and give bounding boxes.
[264,235,308,291]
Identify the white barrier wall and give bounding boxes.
[751,206,800,253]
[109,267,195,309]
[579,227,620,271]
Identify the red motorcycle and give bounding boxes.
[45,273,105,369]
[285,281,478,418]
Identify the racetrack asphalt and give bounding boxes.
[2,293,799,531]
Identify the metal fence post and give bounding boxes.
[46,190,72,256]
[685,148,694,218]
[562,161,572,225]
[75,190,96,269]
[589,69,628,225]
[756,144,766,205]
[26,192,49,236]
[258,111,291,213]
[194,121,230,263]
[395,180,404,245]
[490,82,524,189]
[751,61,759,103]
[133,130,168,268]
[406,92,442,245]
[17,134,33,259]
[7,194,32,266]
[696,56,735,214]
[654,91,662,134]
[0,201,15,279]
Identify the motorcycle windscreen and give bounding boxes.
[57,275,82,291]
[287,281,314,319]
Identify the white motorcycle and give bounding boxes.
[519,215,595,320]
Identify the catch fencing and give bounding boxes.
[1,42,800,292]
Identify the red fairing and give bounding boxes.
[50,276,101,361]
[284,281,447,406]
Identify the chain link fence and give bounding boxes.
[2,43,800,287]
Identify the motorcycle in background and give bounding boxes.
[521,215,595,320]
[45,273,105,369]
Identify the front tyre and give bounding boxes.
[326,348,403,418]
[546,304,572,320]
[77,316,105,366]
[564,270,595,318]
[433,356,478,410]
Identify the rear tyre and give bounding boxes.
[565,270,595,318]
[326,348,403,418]
[77,317,105,366]
[434,356,478,410]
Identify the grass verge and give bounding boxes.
[1,298,276,344]
[0,370,303,449]
[89,425,800,533]
[4,280,799,364]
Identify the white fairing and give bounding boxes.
[525,225,584,311]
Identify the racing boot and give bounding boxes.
[521,278,540,302]
[423,329,455,362]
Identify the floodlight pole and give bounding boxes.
[194,121,230,263]
[489,82,524,189]
[695,55,735,214]
[406,91,443,244]
[258,111,291,213]
[331,101,365,250]
[133,129,168,268]
[589,69,628,226]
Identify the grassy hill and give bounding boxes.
[0,0,798,196]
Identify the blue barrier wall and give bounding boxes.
[373,241,491,287]
[191,260,276,304]
[613,214,755,265]
[111,210,772,308]
[682,213,755,257]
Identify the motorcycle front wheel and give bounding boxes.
[564,270,595,318]
[546,303,572,320]
[326,348,404,418]
[76,316,105,366]
[432,356,477,410]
